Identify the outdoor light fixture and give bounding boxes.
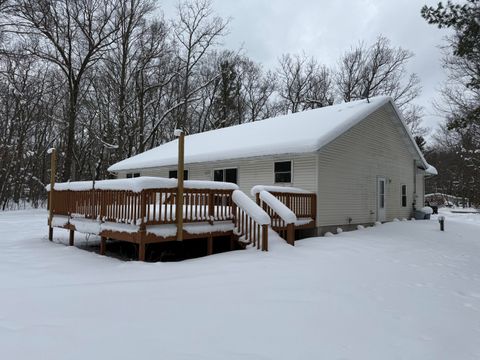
[174,129,183,137]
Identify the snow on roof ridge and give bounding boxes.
[108,96,392,172]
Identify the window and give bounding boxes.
[379,179,385,208]
[401,184,407,207]
[213,168,237,184]
[169,170,189,180]
[274,161,292,183]
[126,173,140,178]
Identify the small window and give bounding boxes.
[401,184,407,207]
[126,173,140,178]
[169,170,189,180]
[379,180,385,208]
[213,168,237,184]
[274,161,292,183]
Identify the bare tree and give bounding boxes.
[5,0,121,180]
[241,59,276,122]
[276,53,334,113]
[337,36,421,110]
[173,0,229,130]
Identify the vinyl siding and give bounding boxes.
[316,103,421,226]
[116,154,317,198]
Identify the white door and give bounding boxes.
[377,177,386,222]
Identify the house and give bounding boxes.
[108,96,437,235]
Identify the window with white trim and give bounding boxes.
[126,173,140,178]
[274,161,292,183]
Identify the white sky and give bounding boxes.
[159,0,451,135]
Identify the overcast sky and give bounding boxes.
[160,0,451,134]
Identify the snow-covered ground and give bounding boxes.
[0,209,479,360]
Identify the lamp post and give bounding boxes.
[174,129,185,241]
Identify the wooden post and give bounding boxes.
[69,229,75,246]
[262,224,268,251]
[286,223,295,246]
[138,243,146,261]
[311,194,317,224]
[207,236,213,255]
[48,148,57,241]
[176,130,185,241]
[100,237,107,255]
[138,191,147,261]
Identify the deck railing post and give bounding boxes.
[175,129,185,241]
[262,224,268,251]
[48,148,56,241]
[136,191,148,261]
[286,223,295,246]
[311,194,317,224]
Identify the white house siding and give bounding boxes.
[116,154,318,198]
[316,103,422,228]
[415,168,425,208]
[114,103,424,229]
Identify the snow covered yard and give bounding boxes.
[0,210,479,360]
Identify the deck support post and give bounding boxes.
[100,237,107,255]
[207,236,213,255]
[138,242,146,261]
[262,224,268,251]
[286,223,295,246]
[69,229,74,246]
[48,226,53,241]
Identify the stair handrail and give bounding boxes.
[258,190,296,245]
[232,190,270,251]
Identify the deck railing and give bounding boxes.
[256,190,297,245]
[254,189,316,245]
[50,187,235,226]
[47,178,276,260]
[267,192,317,221]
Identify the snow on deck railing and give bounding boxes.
[232,190,270,225]
[259,190,297,224]
[250,185,312,196]
[46,177,239,192]
[232,190,270,251]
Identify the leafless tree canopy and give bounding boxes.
[337,36,421,110]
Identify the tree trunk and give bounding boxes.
[63,83,79,181]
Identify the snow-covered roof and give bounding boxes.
[425,164,438,176]
[109,96,428,172]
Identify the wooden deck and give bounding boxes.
[48,180,317,261]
